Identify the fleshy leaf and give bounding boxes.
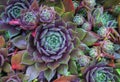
[53,75,78,82]
[70,49,84,60]
[103,0,120,8]
[0,48,8,57]
[0,36,5,48]
[54,0,65,15]
[57,64,68,75]
[25,65,40,82]
[35,63,47,72]
[116,69,120,75]
[59,55,70,64]
[11,51,26,70]
[11,35,27,49]
[82,31,99,46]
[55,7,65,16]
[74,37,81,48]
[114,53,120,59]
[76,28,87,41]
[68,60,78,74]
[63,0,75,13]
[3,62,12,73]
[44,69,56,82]
[21,52,34,65]
[118,15,120,33]
[0,23,20,38]
[47,62,60,70]
[62,12,74,21]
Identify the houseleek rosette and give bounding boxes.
[4,0,29,20]
[84,60,119,82]
[39,6,56,23]
[19,10,38,30]
[22,17,81,81]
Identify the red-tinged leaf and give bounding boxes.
[11,51,26,70]
[8,20,20,25]
[32,31,36,37]
[53,75,78,82]
[0,36,5,48]
[30,0,39,11]
[63,0,75,13]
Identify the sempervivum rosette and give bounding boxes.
[30,19,73,63]
[24,17,79,81]
[19,11,38,30]
[19,0,39,30]
[3,0,29,21]
[84,60,119,82]
[39,5,56,23]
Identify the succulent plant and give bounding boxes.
[113,5,120,14]
[89,47,98,58]
[39,6,56,23]
[83,0,96,8]
[3,0,29,21]
[19,0,39,30]
[72,1,79,9]
[73,14,84,25]
[19,11,38,30]
[84,60,119,82]
[82,22,92,31]
[23,16,80,81]
[77,55,90,67]
[103,40,114,53]
[1,0,119,82]
[93,7,117,28]
[97,27,109,37]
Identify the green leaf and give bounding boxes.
[3,62,12,73]
[44,69,56,82]
[74,37,81,48]
[70,49,84,60]
[68,60,78,74]
[11,35,27,49]
[21,52,34,65]
[25,65,40,82]
[59,55,70,64]
[116,69,120,75]
[45,0,65,15]
[62,12,74,21]
[55,0,65,10]
[35,63,47,72]
[82,32,99,46]
[47,62,60,70]
[55,7,65,16]
[57,64,68,75]
[76,28,87,41]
